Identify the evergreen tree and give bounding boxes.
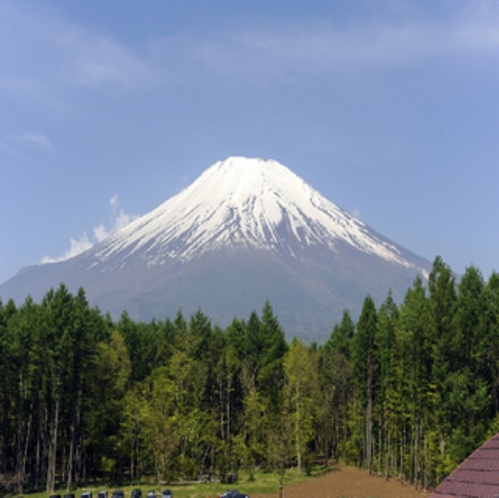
[352,295,378,472]
[480,272,499,412]
[283,339,319,474]
[428,256,458,480]
[448,266,489,465]
[319,310,354,462]
[398,276,431,484]
[258,300,288,369]
[375,291,400,478]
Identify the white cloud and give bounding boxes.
[92,209,136,242]
[41,232,93,264]
[20,132,53,148]
[0,131,57,166]
[0,141,24,157]
[12,132,56,152]
[59,26,157,88]
[3,0,498,104]
[0,1,157,108]
[41,195,139,263]
[150,2,499,81]
[93,195,139,242]
[92,224,109,244]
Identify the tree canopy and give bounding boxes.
[1,257,498,493]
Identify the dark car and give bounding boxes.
[111,491,124,498]
[81,493,92,498]
[97,492,107,498]
[131,489,142,498]
[161,491,173,498]
[219,492,249,498]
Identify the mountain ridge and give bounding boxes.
[0,156,432,341]
[89,156,425,270]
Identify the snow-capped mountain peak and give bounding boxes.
[0,156,432,341]
[94,156,417,270]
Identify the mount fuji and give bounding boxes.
[0,157,431,341]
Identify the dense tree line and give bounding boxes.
[0,256,498,494]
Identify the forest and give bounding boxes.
[0,256,498,495]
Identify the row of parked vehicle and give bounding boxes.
[52,489,173,498]
[130,490,172,498]
[52,486,248,498]
[218,491,249,498]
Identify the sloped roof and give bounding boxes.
[430,433,499,498]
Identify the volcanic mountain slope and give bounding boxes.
[0,157,431,342]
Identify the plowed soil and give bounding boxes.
[252,465,430,498]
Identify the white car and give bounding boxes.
[219,492,249,498]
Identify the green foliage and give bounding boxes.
[2,258,499,493]
[283,339,319,474]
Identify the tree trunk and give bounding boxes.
[366,359,374,474]
[66,397,79,491]
[279,467,284,498]
[131,426,135,483]
[385,428,389,480]
[400,426,405,480]
[1,390,11,474]
[34,408,42,491]
[17,409,32,493]
[296,382,302,475]
[219,376,225,442]
[226,375,232,446]
[378,424,382,476]
[47,386,61,493]
[414,421,419,487]
[366,390,373,473]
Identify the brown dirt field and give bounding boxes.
[251,465,431,498]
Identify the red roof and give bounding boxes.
[430,434,499,498]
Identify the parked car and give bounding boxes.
[81,492,92,498]
[97,492,107,498]
[111,490,124,498]
[131,489,142,498]
[146,491,157,498]
[64,494,75,498]
[219,492,249,498]
[161,490,173,498]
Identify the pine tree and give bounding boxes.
[352,295,378,472]
[319,310,354,462]
[283,339,319,474]
[375,291,399,478]
[428,256,457,481]
[398,276,431,485]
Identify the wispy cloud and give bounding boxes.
[0,132,57,166]
[93,195,139,242]
[59,26,157,88]
[0,1,157,108]
[150,2,499,81]
[12,132,56,151]
[0,141,25,158]
[3,0,498,103]
[41,232,93,264]
[40,195,139,264]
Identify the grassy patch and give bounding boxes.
[7,465,338,498]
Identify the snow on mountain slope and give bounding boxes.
[0,155,433,340]
[93,156,419,271]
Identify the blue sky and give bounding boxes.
[1,0,498,286]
